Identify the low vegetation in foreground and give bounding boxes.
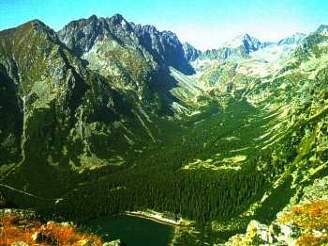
[0,210,106,246]
[279,200,328,246]
[225,200,328,246]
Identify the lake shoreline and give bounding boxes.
[124,210,183,227]
[86,212,177,246]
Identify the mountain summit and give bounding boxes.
[198,33,264,62]
[222,33,262,53]
[315,24,328,35]
[183,42,202,62]
[58,14,195,74]
[278,32,306,45]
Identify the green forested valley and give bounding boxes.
[0,13,328,245]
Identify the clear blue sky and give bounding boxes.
[1,0,327,50]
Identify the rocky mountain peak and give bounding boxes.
[88,14,98,21]
[28,19,47,28]
[315,24,328,35]
[219,33,262,55]
[107,13,130,29]
[197,33,263,62]
[0,19,60,48]
[183,42,201,62]
[223,33,261,50]
[108,13,124,22]
[17,19,54,35]
[278,32,306,46]
[58,14,195,74]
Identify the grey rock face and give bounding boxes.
[58,14,195,75]
[315,24,328,34]
[278,33,306,46]
[183,42,201,62]
[198,33,264,62]
[238,34,262,53]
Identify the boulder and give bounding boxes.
[103,239,125,246]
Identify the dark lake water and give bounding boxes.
[86,215,174,246]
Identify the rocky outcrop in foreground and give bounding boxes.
[225,176,328,245]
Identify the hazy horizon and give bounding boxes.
[1,0,327,50]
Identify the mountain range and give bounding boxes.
[0,14,328,245]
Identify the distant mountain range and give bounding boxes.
[191,32,306,63]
